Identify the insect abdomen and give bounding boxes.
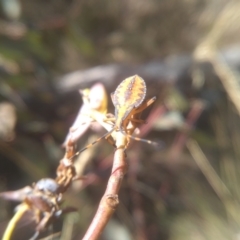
[113,75,146,108]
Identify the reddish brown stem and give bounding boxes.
[82,133,127,240]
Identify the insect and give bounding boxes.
[1,140,80,240]
[25,179,63,239]
[76,75,157,153]
[63,82,108,147]
[1,178,63,240]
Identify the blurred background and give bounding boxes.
[1,0,240,239]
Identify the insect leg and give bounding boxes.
[103,117,115,126]
[129,135,159,146]
[120,129,159,147]
[103,113,115,125]
[130,118,146,124]
[35,212,52,233]
[133,96,156,114]
[105,134,117,148]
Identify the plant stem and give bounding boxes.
[2,203,30,240]
[82,132,127,240]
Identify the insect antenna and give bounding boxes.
[74,128,116,157]
[73,127,160,159]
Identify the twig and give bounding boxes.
[82,132,127,240]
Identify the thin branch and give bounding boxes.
[82,132,128,240]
